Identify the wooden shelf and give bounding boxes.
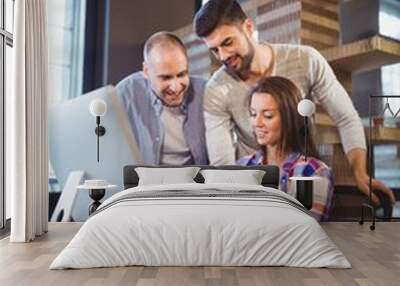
[315,113,400,144]
[370,127,400,144]
[320,35,400,72]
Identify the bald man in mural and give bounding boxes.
[116,31,209,165]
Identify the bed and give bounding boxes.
[50,165,350,269]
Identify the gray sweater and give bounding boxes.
[204,43,366,165]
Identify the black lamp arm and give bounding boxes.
[94,116,106,162]
[304,116,308,162]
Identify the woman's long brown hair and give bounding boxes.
[250,76,320,159]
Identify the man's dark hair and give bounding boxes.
[143,31,187,62]
[194,0,247,38]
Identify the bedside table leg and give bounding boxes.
[296,180,313,210]
[89,201,102,215]
[88,189,105,215]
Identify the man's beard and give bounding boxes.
[223,37,255,81]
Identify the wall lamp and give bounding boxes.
[89,99,107,162]
[297,98,316,161]
[294,98,316,210]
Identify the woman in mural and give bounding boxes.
[238,76,334,221]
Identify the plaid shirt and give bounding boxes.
[238,151,334,221]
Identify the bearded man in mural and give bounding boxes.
[116,31,209,165]
[194,0,395,205]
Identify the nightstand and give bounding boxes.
[77,182,117,215]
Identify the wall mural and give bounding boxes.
[48,0,400,223]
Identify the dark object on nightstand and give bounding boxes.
[88,189,106,215]
[296,180,313,210]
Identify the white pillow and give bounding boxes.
[135,167,200,186]
[200,169,266,185]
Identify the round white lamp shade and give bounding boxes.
[89,99,107,117]
[297,99,316,117]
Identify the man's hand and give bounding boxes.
[353,171,396,205]
[347,148,396,205]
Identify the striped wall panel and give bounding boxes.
[256,0,339,49]
[257,0,302,44]
[175,25,212,78]
[300,0,339,49]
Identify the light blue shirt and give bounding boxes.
[116,72,209,165]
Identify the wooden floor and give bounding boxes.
[1,222,400,286]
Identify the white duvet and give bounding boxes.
[50,183,350,269]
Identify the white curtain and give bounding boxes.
[8,0,49,242]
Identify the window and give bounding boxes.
[47,0,86,106]
[1,0,14,230]
[47,0,86,221]
[379,0,400,41]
